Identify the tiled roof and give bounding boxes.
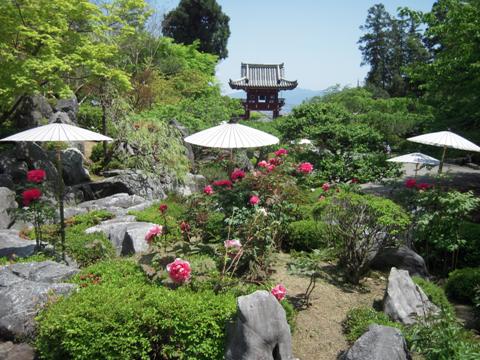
[229,63,298,90]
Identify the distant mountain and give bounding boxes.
[227,87,326,114]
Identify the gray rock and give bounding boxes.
[53,96,79,124]
[13,95,53,129]
[0,188,17,229]
[61,148,90,185]
[226,290,295,360]
[7,261,79,283]
[85,221,154,255]
[172,173,206,197]
[0,261,78,340]
[78,193,147,211]
[0,230,35,259]
[384,267,439,325]
[0,341,35,360]
[63,207,88,219]
[342,324,410,360]
[371,246,429,278]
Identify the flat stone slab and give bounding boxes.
[0,341,35,360]
[0,230,36,259]
[0,261,78,340]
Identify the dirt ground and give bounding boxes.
[271,253,387,360]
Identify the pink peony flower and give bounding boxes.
[267,164,276,172]
[249,195,260,206]
[318,195,326,201]
[297,162,314,174]
[26,169,46,183]
[166,258,191,283]
[203,185,214,195]
[213,179,233,189]
[22,188,42,206]
[145,224,163,244]
[322,182,330,192]
[274,148,288,157]
[271,284,287,301]
[159,204,168,214]
[230,168,246,181]
[405,178,417,189]
[258,160,269,168]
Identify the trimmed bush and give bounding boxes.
[286,219,328,251]
[36,259,238,360]
[445,267,480,303]
[413,276,454,315]
[343,307,402,342]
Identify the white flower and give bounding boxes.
[256,207,268,216]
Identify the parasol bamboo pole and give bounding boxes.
[438,145,447,174]
[55,144,66,262]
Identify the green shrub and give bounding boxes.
[459,222,480,268]
[36,259,238,360]
[129,197,186,224]
[313,192,410,284]
[406,311,480,360]
[286,220,328,251]
[0,252,54,266]
[343,307,402,342]
[445,267,480,303]
[413,277,454,315]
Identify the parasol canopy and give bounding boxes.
[387,152,440,166]
[407,131,480,173]
[0,122,112,142]
[184,122,279,149]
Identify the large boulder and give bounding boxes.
[77,193,149,214]
[88,170,167,200]
[0,230,35,259]
[384,267,439,325]
[371,246,429,278]
[225,290,295,360]
[0,261,78,340]
[0,188,17,229]
[85,220,153,255]
[53,96,79,124]
[170,173,206,197]
[0,341,35,360]
[61,148,90,185]
[13,95,53,129]
[342,324,410,360]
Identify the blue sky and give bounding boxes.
[157,0,435,93]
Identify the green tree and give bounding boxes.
[407,0,480,131]
[359,4,392,91]
[0,0,137,125]
[162,0,230,59]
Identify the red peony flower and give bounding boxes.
[405,178,417,189]
[166,258,191,283]
[22,188,42,206]
[249,195,260,206]
[322,182,330,192]
[213,179,233,189]
[258,160,269,168]
[159,204,168,214]
[230,168,246,181]
[203,185,214,195]
[274,148,288,157]
[416,183,432,191]
[271,284,287,301]
[297,162,314,174]
[267,164,276,172]
[269,157,281,166]
[180,221,191,233]
[26,169,46,183]
[351,178,359,184]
